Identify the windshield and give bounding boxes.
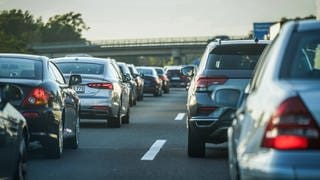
[280,30,320,80]
[207,44,267,70]
[0,58,42,79]
[56,62,104,75]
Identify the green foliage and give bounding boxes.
[0,9,88,52]
[42,12,89,43]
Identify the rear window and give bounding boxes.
[280,30,320,80]
[0,58,42,79]
[56,62,104,75]
[137,68,154,76]
[155,68,164,75]
[206,44,267,70]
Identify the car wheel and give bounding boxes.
[45,120,63,159]
[164,87,170,94]
[108,112,121,128]
[65,115,80,149]
[15,135,27,180]
[133,98,137,105]
[122,107,130,124]
[188,127,205,157]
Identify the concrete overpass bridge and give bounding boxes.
[30,36,244,59]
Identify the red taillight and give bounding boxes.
[262,96,320,150]
[23,87,49,106]
[87,83,113,89]
[198,107,217,114]
[159,75,168,81]
[195,76,227,91]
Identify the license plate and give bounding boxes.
[171,77,180,80]
[73,85,85,93]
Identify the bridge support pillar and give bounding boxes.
[172,49,182,65]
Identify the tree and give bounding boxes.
[42,12,89,43]
[0,9,41,52]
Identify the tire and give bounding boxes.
[65,115,80,149]
[188,127,205,157]
[108,116,121,128]
[45,120,63,159]
[15,136,27,180]
[122,107,130,124]
[129,93,133,107]
[164,87,170,94]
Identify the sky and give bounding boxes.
[0,0,317,40]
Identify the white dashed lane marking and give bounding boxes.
[141,139,167,161]
[174,113,185,121]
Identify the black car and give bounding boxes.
[118,62,137,107]
[127,64,144,101]
[153,66,170,93]
[0,84,29,180]
[136,66,162,97]
[0,53,82,158]
[165,66,188,88]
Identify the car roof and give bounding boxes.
[206,39,270,52]
[0,53,47,61]
[52,56,114,64]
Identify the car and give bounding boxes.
[136,66,162,97]
[0,84,29,180]
[184,39,269,157]
[228,20,320,180]
[181,64,198,91]
[0,53,81,159]
[53,56,130,127]
[165,66,188,88]
[152,66,170,93]
[118,62,137,107]
[127,64,144,101]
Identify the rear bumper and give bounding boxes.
[20,108,60,144]
[238,151,320,179]
[78,96,116,119]
[188,116,231,144]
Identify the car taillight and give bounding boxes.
[23,87,49,106]
[262,96,320,150]
[198,107,217,115]
[87,83,113,89]
[195,76,227,91]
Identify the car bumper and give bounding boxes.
[188,116,232,144]
[239,150,320,179]
[21,108,61,143]
[78,96,116,119]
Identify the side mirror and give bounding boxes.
[181,66,195,77]
[69,74,82,86]
[0,84,23,104]
[212,88,241,109]
[123,73,131,82]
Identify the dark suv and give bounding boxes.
[185,39,269,157]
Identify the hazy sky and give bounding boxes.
[0,0,317,40]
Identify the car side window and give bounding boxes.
[250,43,273,92]
[49,62,66,84]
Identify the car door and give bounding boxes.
[48,62,77,133]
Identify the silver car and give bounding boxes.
[185,39,269,157]
[228,20,320,179]
[53,57,130,128]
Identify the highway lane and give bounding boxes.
[27,88,229,180]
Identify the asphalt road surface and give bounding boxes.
[27,88,229,180]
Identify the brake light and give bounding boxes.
[88,83,113,89]
[262,96,320,150]
[198,107,217,115]
[23,87,49,106]
[195,76,227,91]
